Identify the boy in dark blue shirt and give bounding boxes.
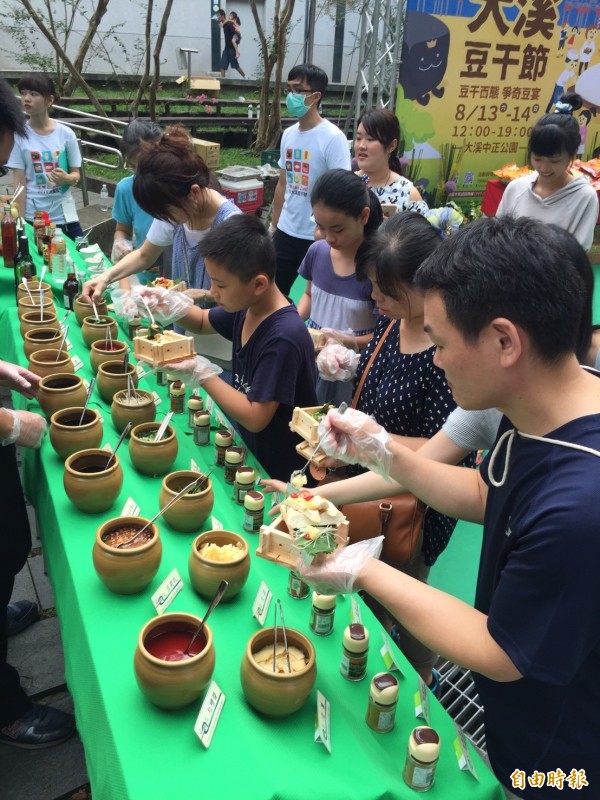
[149,214,317,480]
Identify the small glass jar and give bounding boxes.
[128,316,141,340]
[366,672,398,733]
[243,490,264,533]
[403,726,440,792]
[309,592,336,636]
[288,570,310,600]
[187,393,204,427]
[214,429,233,466]
[224,445,244,483]
[193,410,211,446]
[234,466,255,504]
[169,380,186,414]
[340,623,369,681]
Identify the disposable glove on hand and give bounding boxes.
[1,409,47,449]
[166,355,223,387]
[317,343,360,382]
[318,407,393,479]
[319,327,360,351]
[110,238,134,264]
[111,288,138,320]
[296,536,384,594]
[114,285,194,325]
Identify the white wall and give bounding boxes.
[0,0,362,85]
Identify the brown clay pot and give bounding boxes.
[37,373,87,419]
[23,327,64,359]
[81,315,118,349]
[49,407,103,460]
[96,361,138,404]
[188,529,249,601]
[134,613,215,710]
[17,293,55,320]
[90,339,128,374]
[63,448,123,514]
[159,471,214,533]
[93,516,162,595]
[240,627,316,718]
[28,348,74,379]
[19,310,59,337]
[111,389,156,435]
[74,295,108,326]
[17,280,52,300]
[129,422,178,477]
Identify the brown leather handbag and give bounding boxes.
[325,321,426,565]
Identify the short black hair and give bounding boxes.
[287,64,328,98]
[356,211,441,299]
[17,73,56,100]
[415,215,585,363]
[0,78,26,139]
[528,93,583,160]
[200,214,276,282]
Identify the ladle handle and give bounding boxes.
[125,477,202,545]
[78,377,96,425]
[184,579,229,655]
[105,421,132,469]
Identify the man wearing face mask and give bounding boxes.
[271,64,351,296]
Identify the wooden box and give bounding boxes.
[256,514,348,570]
[289,405,332,446]
[133,331,195,367]
[191,137,221,170]
[295,440,328,467]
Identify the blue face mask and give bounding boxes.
[286,92,312,118]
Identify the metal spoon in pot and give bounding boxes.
[183,579,229,656]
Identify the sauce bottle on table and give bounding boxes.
[1,203,17,269]
[16,234,36,281]
[51,228,67,282]
[63,272,79,311]
[402,726,440,792]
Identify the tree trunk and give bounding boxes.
[131,0,155,118]
[19,0,117,132]
[63,0,111,97]
[148,0,174,121]
[249,0,296,152]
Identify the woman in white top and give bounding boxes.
[354,107,428,219]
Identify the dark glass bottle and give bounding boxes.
[63,272,79,310]
[16,235,36,281]
[1,204,17,269]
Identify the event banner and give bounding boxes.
[396,0,599,208]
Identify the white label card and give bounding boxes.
[65,339,73,351]
[83,379,90,391]
[380,633,404,675]
[350,596,362,624]
[314,691,332,754]
[252,581,272,626]
[205,396,214,415]
[210,515,224,531]
[414,677,431,724]
[151,568,183,615]
[135,365,146,378]
[71,355,84,372]
[453,723,479,780]
[152,391,162,406]
[102,442,113,452]
[214,408,234,438]
[120,497,140,517]
[190,458,200,473]
[194,680,225,749]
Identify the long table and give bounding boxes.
[1,242,504,800]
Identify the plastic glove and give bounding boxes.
[1,409,47,449]
[116,285,194,325]
[110,288,139,320]
[166,355,223,387]
[317,343,360,382]
[318,407,393,479]
[0,360,41,399]
[110,238,134,264]
[296,536,384,594]
[319,328,360,351]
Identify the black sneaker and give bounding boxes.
[0,703,75,749]
[6,600,39,637]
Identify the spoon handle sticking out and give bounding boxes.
[155,411,173,442]
[184,579,229,655]
[78,377,96,425]
[105,421,132,469]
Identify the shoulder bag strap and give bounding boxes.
[351,320,396,409]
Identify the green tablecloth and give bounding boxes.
[1,246,504,800]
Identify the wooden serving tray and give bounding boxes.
[295,440,328,467]
[256,514,348,570]
[133,331,195,366]
[289,405,331,446]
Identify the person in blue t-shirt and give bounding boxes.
[123,214,317,480]
[296,215,600,799]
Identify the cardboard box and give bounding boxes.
[190,76,221,94]
[192,137,220,170]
